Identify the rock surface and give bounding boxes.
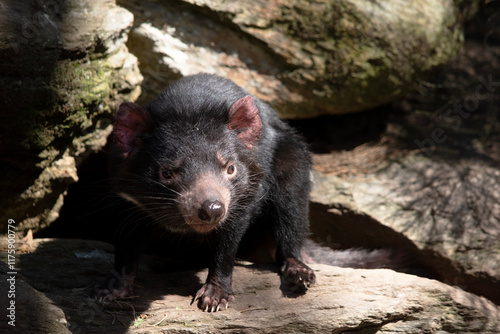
[310,158,500,306]
[1,238,499,333]
[118,0,473,117]
[0,0,142,236]
[304,7,500,306]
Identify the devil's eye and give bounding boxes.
[160,168,173,180]
[227,164,236,176]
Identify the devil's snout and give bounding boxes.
[199,199,225,223]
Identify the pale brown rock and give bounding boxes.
[1,238,499,333]
[310,155,500,306]
[119,0,478,117]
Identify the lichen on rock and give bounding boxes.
[119,0,475,117]
[0,0,142,236]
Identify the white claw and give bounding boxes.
[216,304,221,312]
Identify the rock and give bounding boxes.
[0,0,143,236]
[118,0,477,117]
[1,238,499,333]
[304,7,500,307]
[0,263,70,333]
[310,154,500,306]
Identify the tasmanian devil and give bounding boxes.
[95,73,316,311]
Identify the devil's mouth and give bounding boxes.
[185,218,221,234]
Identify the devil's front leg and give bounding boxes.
[270,139,316,292]
[194,267,235,312]
[193,222,249,312]
[94,224,149,302]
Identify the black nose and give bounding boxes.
[198,200,225,223]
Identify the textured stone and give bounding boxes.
[119,0,477,117]
[310,154,500,305]
[1,238,499,333]
[0,0,142,236]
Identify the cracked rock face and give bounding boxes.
[310,155,500,306]
[0,0,143,236]
[118,0,473,117]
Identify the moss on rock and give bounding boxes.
[0,0,141,236]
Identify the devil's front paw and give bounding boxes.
[94,274,135,302]
[281,258,316,291]
[193,282,235,312]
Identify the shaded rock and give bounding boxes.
[119,0,476,117]
[310,155,500,306]
[1,238,499,333]
[305,9,500,306]
[0,0,143,236]
[0,263,69,333]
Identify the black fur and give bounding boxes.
[96,74,315,311]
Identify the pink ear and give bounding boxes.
[112,102,151,157]
[228,95,262,149]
